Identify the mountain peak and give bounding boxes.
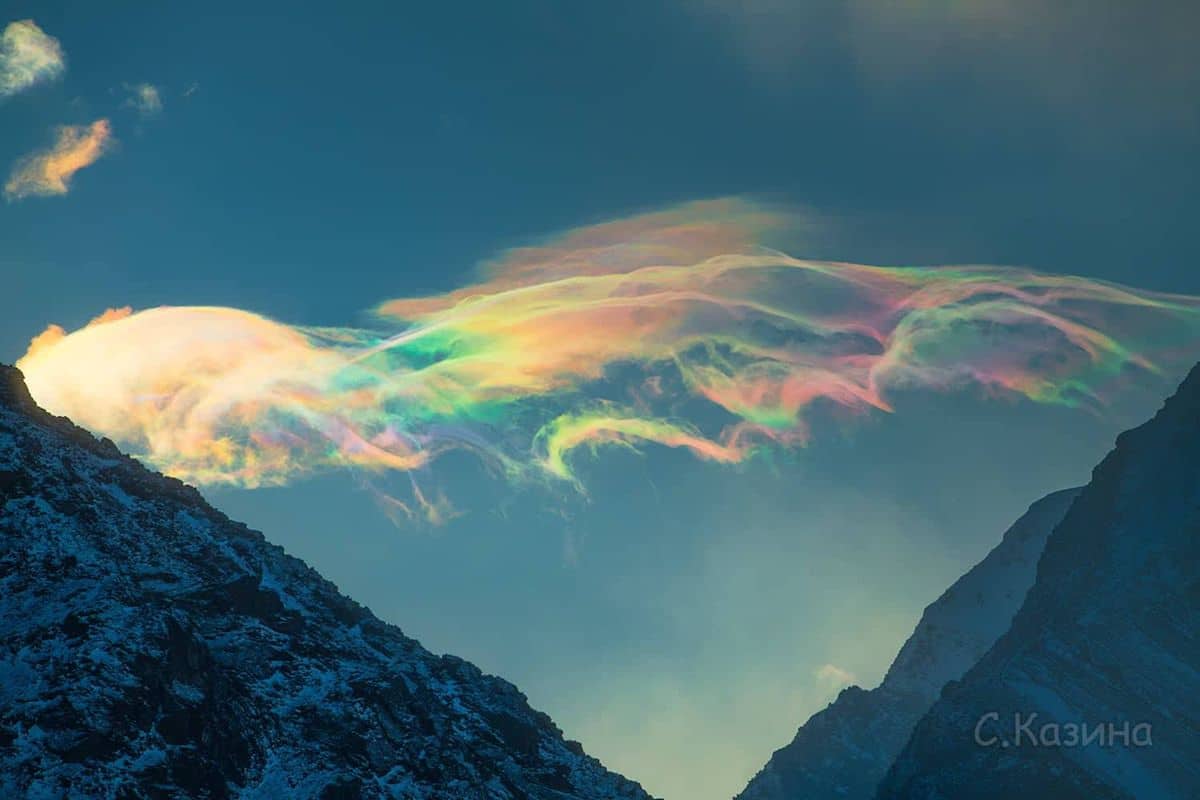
[1,363,36,414]
[736,486,1079,800]
[0,363,655,799]
[878,362,1200,798]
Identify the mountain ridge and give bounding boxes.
[877,362,1200,798]
[0,364,656,800]
[736,487,1080,800]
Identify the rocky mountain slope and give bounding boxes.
[878,364,1200,799]
[737,488,1081,800]
[0,363,655,800]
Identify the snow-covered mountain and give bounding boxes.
[736,489,1081,800]
[0,364,655,800]
[877,364,1200,799]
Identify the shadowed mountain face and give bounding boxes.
[0,365,655,800]
[737,489,1080,800]
[878,364,1200,800]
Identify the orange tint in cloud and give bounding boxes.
[5,119,112,200]
[16,200,1200,518]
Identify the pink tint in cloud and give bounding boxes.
[17,200,1200,518]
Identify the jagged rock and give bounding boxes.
[877,364,1200,799]
[736,488,1079,800]
[0,365,656,800]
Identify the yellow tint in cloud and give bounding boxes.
[5,119,113,200]
[16,201,1200,518]
[0,20,64,98]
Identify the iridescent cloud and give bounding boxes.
[0,20,64,98]
[5,119,112,200]
[17,200,1200,515]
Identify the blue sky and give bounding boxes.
[3,3,1199,798]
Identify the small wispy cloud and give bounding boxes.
[5,119,113,201]
[0,19,65,98]
[814,663,856,691]
[688,1,1200,131]
[123,82,162,117]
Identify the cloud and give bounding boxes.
[0,19,64,98]
[689,1,1200,129]
[815,662,856,691]
[123,82,162,117]
[14,200,1200,514]
[5,119,113,200]
[562,484,944,800]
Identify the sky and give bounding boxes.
[3,3,1199,799]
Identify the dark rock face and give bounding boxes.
[878,364,1200,800]
[0,365,655,800]
[736,489,1079,800]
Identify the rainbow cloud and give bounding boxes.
[17,200,1200,517]
[5,119,112,200]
